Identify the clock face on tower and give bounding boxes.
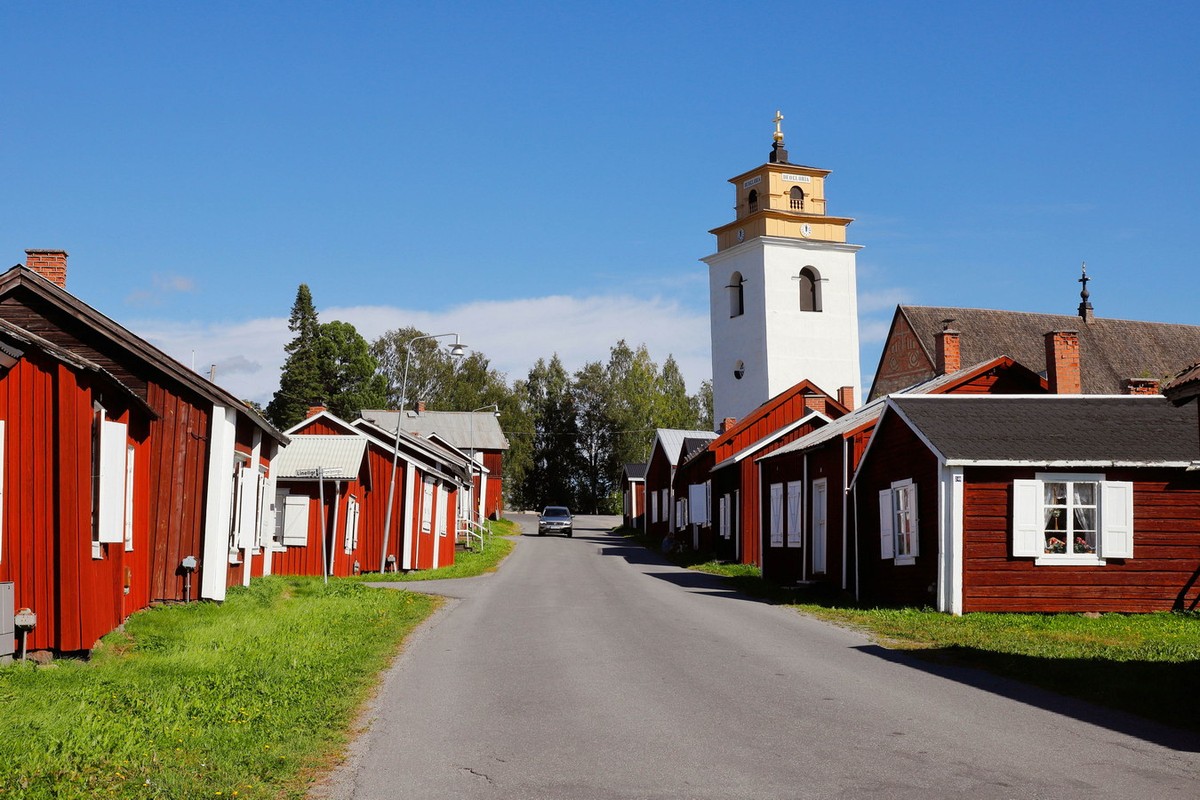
[800,223,812,238]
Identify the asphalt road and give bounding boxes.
[313,513,1200,799]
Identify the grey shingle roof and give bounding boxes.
[871,305,1200,400]
[623,463,647,480]
[888,395,1200,465]
[359,409,509,451]
[274,435,368,479]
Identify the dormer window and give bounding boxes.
[747,189,758,214]
[729,272,745,317]
[790,186,805,210]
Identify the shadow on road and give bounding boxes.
[855,643,1200,753]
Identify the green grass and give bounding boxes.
[350,518,518,583]
[0,576,439,799]
[617,527,1200,732]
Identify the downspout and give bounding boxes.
[329,479,342,578]
[842,437,849,591]
[802,453,809,583]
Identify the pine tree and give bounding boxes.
[266,284,324,430]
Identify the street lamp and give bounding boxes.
[379,332,466,573]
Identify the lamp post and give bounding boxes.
[379,333,466,573]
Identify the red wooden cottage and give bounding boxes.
[644,428,716,540]
[672,438,717,551]
[352,417,470,571]
[270,434,370,578]
[361,405,509,522]
[621,462,646,530]
[757,353,1048,592]
[851,395,1200,614]
[703,380,849,568]
[0,251,286,654]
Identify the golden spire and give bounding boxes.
[773,110,785,143]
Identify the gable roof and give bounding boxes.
[623,462,647,481]
[870,305,1200,400]
[882,395,1200,467]
[359,408,509,451]
[350,417,470,479]
[274,435,368,480]
[652,428,717,467]
[0,265,286,444]
[1165,361,1200,407]
[762,356,1027,462]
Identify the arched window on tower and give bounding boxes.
[728,272,745,318]
[747,190,758,214]
[798,267,822,312]
[790,186,805,210]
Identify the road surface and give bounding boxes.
[313,513,1200,799]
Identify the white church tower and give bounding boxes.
[703,112,862,425]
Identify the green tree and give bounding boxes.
[266,284,324,430]
[573,360,615,513]
[370,326,462,410]
[520,356,580,510]
[691,379,714,432]
[655,355,700,430]
[604,340,660,468]
[316,320,389,422]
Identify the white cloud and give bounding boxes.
[125,273,198,307]
[131,293,714,406]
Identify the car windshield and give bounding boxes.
[541,507,571,519]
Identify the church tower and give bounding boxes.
[703,112,862,425]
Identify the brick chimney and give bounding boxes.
[25,249,68,288]
[1124,378,1161,396]
[837,386,855,410]
[719,417,737,434]
[306,404,327,419]
[936,329,961,374]
[1044,331,1081,394]
[416,401,426,414]
[803,393,826,415]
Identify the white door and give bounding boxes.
[812,479,828,574]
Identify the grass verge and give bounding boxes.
[350,518,518,583]
[0,576,439,799]
[617,526,1200,733]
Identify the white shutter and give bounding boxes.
[437,485,448,536]
[786,481,803,548]
[1099,480,1134,559]
[345,496,361,553]
[769,483,784,547]
[650,492,657,524]
[878,488,894,559]
[718,495,727,539]
[236,466,258,549]
[97,419,128,543]
[421,477,435,533]
[1011,479,1043,557]
[282,494,309,545]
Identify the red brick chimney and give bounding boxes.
[306,404,327,419]
[803,393,826,415]
[25,249,68,288]
[837,386,855,410]
[936,329,961,374]
[416,401,426,414]
[719,417,737,434]
[1044,331,1081,394]
[1124,378,1161,396]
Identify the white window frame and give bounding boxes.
[785,481,803,548]
[769,483,784,548]
[1013,473,1133,566]
[879,479,918,565]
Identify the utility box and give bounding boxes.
[0,582,13,664]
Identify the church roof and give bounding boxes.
[870,305,1200,400]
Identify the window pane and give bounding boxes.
[1045,482,1066,506]
[1073,529,1096,554]
[1073,482,1096,506]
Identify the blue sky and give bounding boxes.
[3,2,1198,405]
